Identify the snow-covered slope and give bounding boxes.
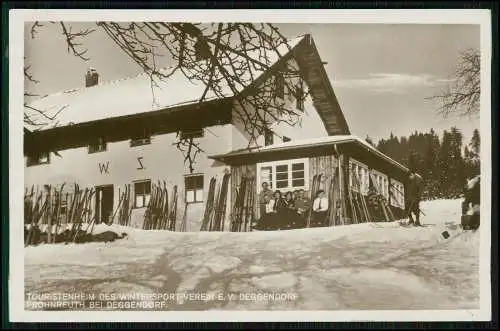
[24,199,479,310]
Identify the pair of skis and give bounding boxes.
[201,173,230,232]
[230,176,256,232]
[368,173,395,222]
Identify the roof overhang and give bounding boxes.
[209,136,413,178]
[295,35,350,135]
[24,97,234,153]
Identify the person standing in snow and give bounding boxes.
[461,175,480,229]
[406,168,424,226]
[463,175,480,207]
[311,190,329,227]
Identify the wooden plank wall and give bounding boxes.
[309,154,340,225]
[309,155,337,192]
[230,164,258,221]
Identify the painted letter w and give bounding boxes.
[98,162,109,174]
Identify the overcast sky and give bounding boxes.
[24,23,480,143]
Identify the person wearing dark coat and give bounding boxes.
[294,189,310,228]
[284,191,295,210]
[294,189,309,212]
[279,191,304,229]
[463,175,480,207]
[273,190,287,212]
[461,175,480,229]
[406,170,424,226]
[462,176,481,215]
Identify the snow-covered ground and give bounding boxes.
[24,199,479,310]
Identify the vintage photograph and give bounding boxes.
[10,9,491,322]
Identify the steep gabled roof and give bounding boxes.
[298,35,350,135]
[25,34,350,136]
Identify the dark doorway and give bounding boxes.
[95,185,114,224]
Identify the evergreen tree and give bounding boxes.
[469,128,480,160]
[423,129,441,198]
[464,128,480,179]
[374,126,471,200]
[365,135,375,147]
[437,130,452,197]
[398,136,409,165]
[449,127,466,197]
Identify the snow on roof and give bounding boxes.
[211,134,411,173]
[25,36,306,132]
[258,134,355,151]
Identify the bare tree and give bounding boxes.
[25,22,309,172]
[427,48,480,118]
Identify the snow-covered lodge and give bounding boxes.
[24,34,409,231]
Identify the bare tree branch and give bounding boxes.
[427,48,480,118]
[25,22,309,171]
[24,63,39,84]
[173,135,205,174]
[24,59,70,131]
[59,22,95,61]
[30,21,44,39]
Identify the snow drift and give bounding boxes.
[24,199,479,310]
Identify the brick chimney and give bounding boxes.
[85,67,99,87]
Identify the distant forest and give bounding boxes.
[366,128,480,200]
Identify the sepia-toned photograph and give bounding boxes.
[9,9,492,322]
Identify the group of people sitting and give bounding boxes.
[251,182,330,231]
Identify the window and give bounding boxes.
[52,190,68,221]
[257,158,309,192]
[349,159,369,195]
[264,129,274,146]
[370,170,389,200]
[260,166,273,189]
[282,136,291,143]
[134,180,151,208]
[185,175,204,203]
[131,136,151,147]
[276,164,288,189]
[295,82,305,111]
[291,162,305,187]
[130,128,151,147]
[180,129,204,140]
[390,179,405,209]
[274,73,285,99]
[27,151,50,167]
[88,137,107,154]
[59,197,68,216]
